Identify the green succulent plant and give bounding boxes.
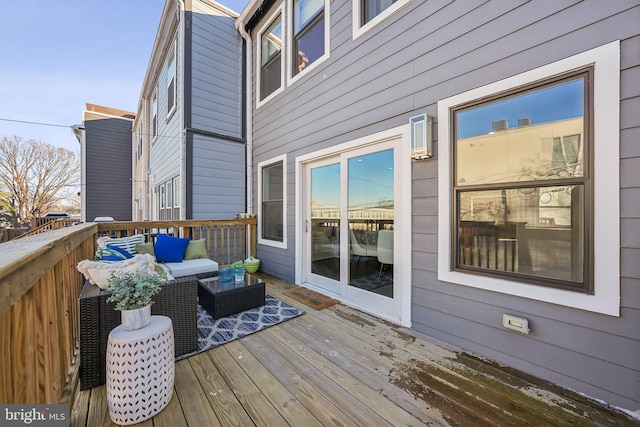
[105,271,163,311]
[231,260,245,274]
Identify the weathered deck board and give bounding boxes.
[71,275,639,427]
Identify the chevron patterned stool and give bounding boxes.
[106,315,174,425]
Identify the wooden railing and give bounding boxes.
[0,219,256,407]
[13,218,79,240]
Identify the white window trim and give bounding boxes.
[173,176,180,208]
[256,6,285,109]
[294,125,412,327]
[258,154,288,249]
[166,42,177,119]
[437,41,620,316]
[287,0,331,87]
[352,0,411,40]
[159,184,165,209]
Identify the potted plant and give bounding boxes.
[244,256,260,273]
[231,260,245,282]
[105,271,164,330]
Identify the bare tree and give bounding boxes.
[0,136,80,227]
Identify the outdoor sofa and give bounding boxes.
[78,235,218,390]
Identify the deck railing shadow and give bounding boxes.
[0,219,256,408]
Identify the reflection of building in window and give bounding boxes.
[456,118,583,185]
[260,14,283,100]
[292,0,325,76]
[453,71,590,292]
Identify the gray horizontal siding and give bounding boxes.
[191,135,245,219]
[190,6,242,138]
[84,117,133,221]
[150,29,182,192]
[248,0,640,410]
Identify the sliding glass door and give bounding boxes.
[302,139,401,316]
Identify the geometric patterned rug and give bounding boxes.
[176,294,304,361]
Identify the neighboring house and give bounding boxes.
[73,103,135,223]
[133,0,245,222]
[236,0,640,412]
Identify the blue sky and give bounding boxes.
[457,78,583,139]
[0,0,248,152]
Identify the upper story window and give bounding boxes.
[291,0,326,77]
[437,41,620,316]
[256,2,330,107]
[362,0,395,24]
[151,91,158,141]
[136,124,143,162]
[167,44,176,116]
[353,0,410,39]
[258,10,283,104]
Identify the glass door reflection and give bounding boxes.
[310,163,340,281]
[347,149,394,298]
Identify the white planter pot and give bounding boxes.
[121,305,151,331]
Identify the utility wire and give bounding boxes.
[0,118,72,129]
[0,117,185,140]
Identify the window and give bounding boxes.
[166,180,173,215]
[437,41,620,316]
[167,44,176,116]
[361,0,395,24]
[453,71,590,292]
[291,0,326,77]
[353,0,409,39]
[173,176,180,208]
[259,155,287,248]
[258,10,283,103]
[136,124,143,162]
[151,91,158,140]
[159,184,165,209]
[157,177,179,220]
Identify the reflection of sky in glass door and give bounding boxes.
[348,149,394,298]
[348,149,394,208]
[311,163,341,281]
[311,163,340,206]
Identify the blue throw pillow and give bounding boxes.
[154,234,190,263]
[106,244,134,259]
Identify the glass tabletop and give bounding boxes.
[198,273,264,294]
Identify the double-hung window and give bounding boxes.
[136,123,143,162]
[259,156,287,248]
[353,0,410,38]
[452,71,591,292]
[173,176,180,219]
[437,41,620,316]
[167,44,176,116]
[259,11,283,103]
[361,0,396,24]
[291,0,326,77]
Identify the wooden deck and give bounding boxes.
[70,275,637,426]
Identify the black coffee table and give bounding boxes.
[197,274,266,319]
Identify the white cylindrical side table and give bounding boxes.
[106,315,174,425]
